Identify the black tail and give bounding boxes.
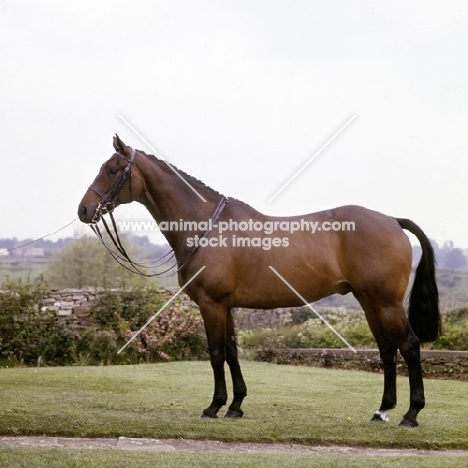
[396,218,441,343]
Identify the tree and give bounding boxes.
[45,235,156,289]
[441,248,467,270]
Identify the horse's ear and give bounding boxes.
[113,134,129,156]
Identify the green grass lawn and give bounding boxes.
[0,361,466,451]
[0,448,466,468]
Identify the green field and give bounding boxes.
[0,261,46,284]
[0,260,179,288]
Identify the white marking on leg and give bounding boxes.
[373,409,390,422]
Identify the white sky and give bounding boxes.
[1,1,467,248]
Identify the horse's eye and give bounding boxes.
[108,167,119,176]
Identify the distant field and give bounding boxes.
[0,261,46,284]
[436,269,468,304]
[0,260,178,288]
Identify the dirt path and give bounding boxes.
[0,436,467,457]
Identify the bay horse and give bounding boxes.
[78,135,440,427]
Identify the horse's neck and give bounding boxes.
[138,156,220,251]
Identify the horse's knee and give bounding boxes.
[208,345,225,365]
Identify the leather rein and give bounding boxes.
[87,147,228,277]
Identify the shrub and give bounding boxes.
[239,310,376,351]
[0,276,78,366]
[238,328,287,355]
[73,329,118,365]
[92,288,208,363]
[118,304,208,362]
[239,307,468,352]
[429,307,468,351]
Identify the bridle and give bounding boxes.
[87,146,229,277]
[88,147,136,224]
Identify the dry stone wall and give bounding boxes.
[253,348,468,381]
[36,288,194,329]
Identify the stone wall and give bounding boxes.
[234,308,293,330]
[36,288,194,329]
[253,348,468,381]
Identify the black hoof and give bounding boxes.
[398,417,419,427]
[200,409,218,419]
[224,409,243,419]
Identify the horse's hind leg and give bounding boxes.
[354,293,398,423]
[373,306,425,427]
[371,332,399,423]
[224,308,247,418]
[355,293,425,427]
[397,329,424,427]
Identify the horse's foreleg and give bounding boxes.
[200,302,228,418]
[224,309,247,418]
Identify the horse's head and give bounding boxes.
[78,135,143,224]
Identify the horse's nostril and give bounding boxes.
[78,204,88,222]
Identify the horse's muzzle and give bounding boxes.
[78,203,94,224]
[78,201,115,224]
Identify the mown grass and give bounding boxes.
[0,361,466,450]
[0,448,466,468]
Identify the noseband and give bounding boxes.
[88,147,136,224]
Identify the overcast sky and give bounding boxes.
[1,1,467,248]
